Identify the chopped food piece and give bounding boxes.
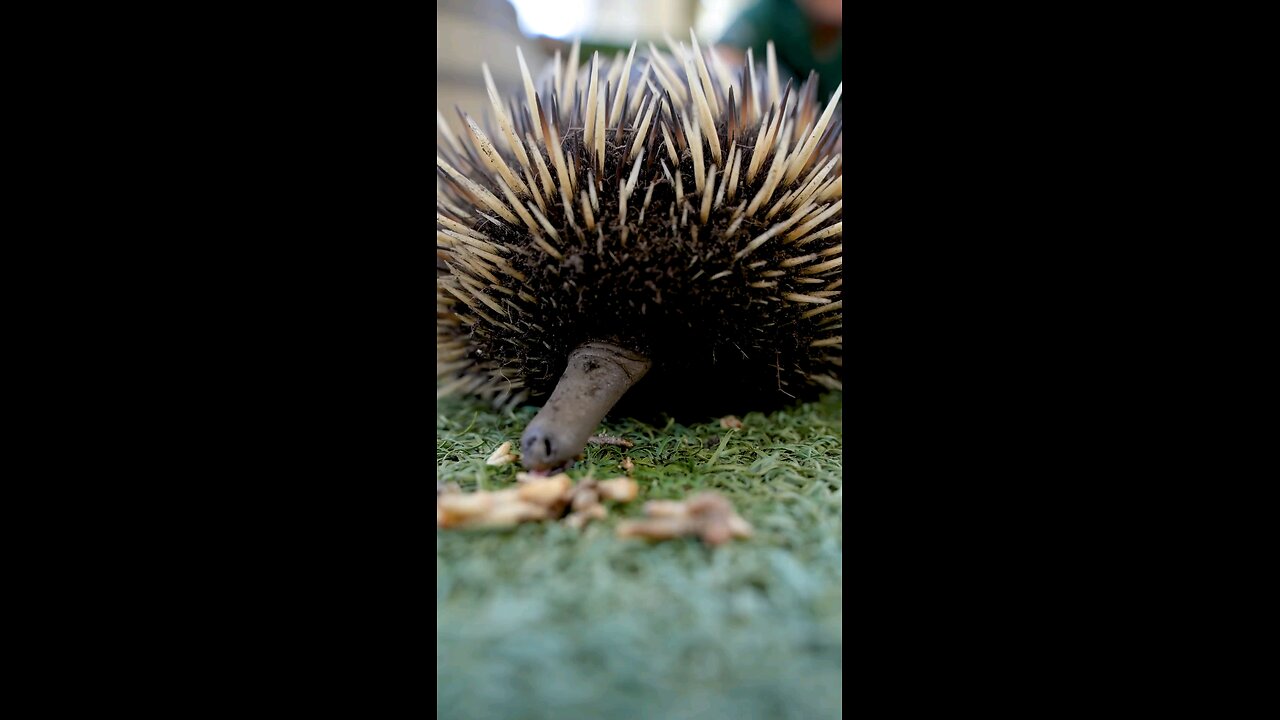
[564,504,608,529]
[437,492,495,526]
[701,516,733,545]
[470,500,549,527]
[516,471,571,485]
[720,415,743,429]
[685,493,732,515]
[571,487,600,511]
[616,516,697,540]
[642,500,690,518]
[615,491,752,545]
[438,487,539,529]
[564,479,602,515]
[598,477,638,503]
[518,475,574,507]
[438,471,638,532]
[726,515,754,538]
[486,441,519,466]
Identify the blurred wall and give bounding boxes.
[588,0,697,43]
[437,0,767,126]
[436,0,551,121]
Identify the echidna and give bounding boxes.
[437,33,842,473]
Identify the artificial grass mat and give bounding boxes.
[436,391,843,719]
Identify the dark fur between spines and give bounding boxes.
[438,34,842,420]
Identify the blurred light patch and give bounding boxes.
[509,0,592,38]
[697,0,752,40]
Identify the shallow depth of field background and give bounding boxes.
[437,0,753,121]
[437,1,841,717]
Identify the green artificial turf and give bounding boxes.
[437,391,843,720]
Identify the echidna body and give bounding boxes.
[438,34,842,472]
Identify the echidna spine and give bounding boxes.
[438,32,843,464]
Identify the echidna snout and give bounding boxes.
[520,342,651,471]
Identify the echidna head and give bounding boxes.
[438,33,842,472]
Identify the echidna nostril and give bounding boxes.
[520,426,561,470]
[522,433,540,458]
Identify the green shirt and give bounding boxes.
[718,0,842,101]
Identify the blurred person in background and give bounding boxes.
[714,0,841,100]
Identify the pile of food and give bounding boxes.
[437,473,638,530]
[618,493,753,546]
[438,442,753,545]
